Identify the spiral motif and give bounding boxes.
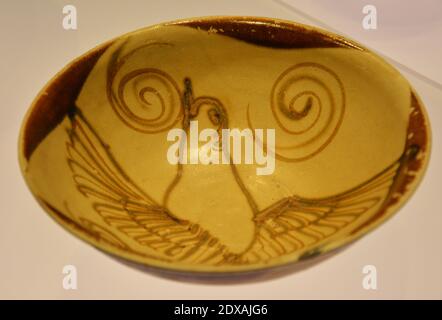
[270,62,345,161]
[107,43,182,133]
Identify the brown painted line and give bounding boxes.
[349,91,429,235]
[23,42,112,160]
[173,16,361,49]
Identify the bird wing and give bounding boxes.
[236,156,406,264]
[66,109,228,265]
[65,108,415,267]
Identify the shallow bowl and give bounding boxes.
[19,16,431,276]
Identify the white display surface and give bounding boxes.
[0,0,440,299]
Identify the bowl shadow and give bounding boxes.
[103,243,352,285]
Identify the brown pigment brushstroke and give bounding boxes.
[23,42,112,160]
[171,17,363,50]
[350,91,429,235]
[38,197,172,262]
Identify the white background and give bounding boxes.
[0,0,441,299]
